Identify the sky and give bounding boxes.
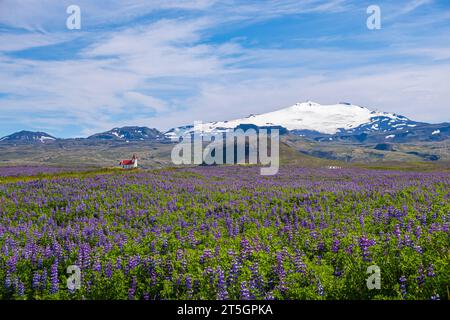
[0,0,449,138]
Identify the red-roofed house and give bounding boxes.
[119,154,138,169]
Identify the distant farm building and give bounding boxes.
[119,154,138,169]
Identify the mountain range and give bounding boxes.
[2,101,448,144]
[87,126,166,142]
[164,101,449,143]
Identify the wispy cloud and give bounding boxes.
[401,0,433,15]
[0,0,216,31]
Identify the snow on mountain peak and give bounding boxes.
[295,100,321,107]
[188,102,405,135]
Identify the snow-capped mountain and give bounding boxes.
[87,126,166,141]
[164,125,194,141]
[0,130,56,143]
[164,101,420,139]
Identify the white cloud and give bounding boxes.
[123,92,168,112]
[151,63,450,130]
[401,0,433,15]
[0,32,75,52]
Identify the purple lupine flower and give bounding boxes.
[105,262,113,278]
[41,269,48,291]
[317,241,325,252]
[415,226,422,239]
[275,251,287,294]
[215,244,221,257]
[50,260,59,294]
[7,254,18,273]
[345,243,354,255]
[240,238,252,259]
[116,256,122,270]
[194,279,200,295]
[316,279,324,297]
[249,262,265,297]
[399,276,407,298]
[240,281,252,300]
[294,253,307,275]
[227,260,240,287]
[78,244,91,270]
[199,249,214,264]
[32,271,41,290]
[333,265,343,278]
[148,258,158,287]
[18,281,25,296]
[203,266,215,286]
[332,238,340,253]
[216,266,228,300]
[427,264,435,277]
[161,238,168,253]
[359,236,376,262]
[4,271,11,289]
[421,212,427,226]
[403,234,413,247]
[416,265,425,286]
[128,276,137,300]
[264,292,275,300]
[176,249,183,261]
[185,275,193,299]
[127,255,140,273]
[85,279,92,294]
[12,277,18,293]
[93,259,102,273]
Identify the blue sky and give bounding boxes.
[0,0,450,138]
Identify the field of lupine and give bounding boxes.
[0,166,448,300]
[0,166,95,177]
[0,166,67,177]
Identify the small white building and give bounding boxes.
[119,154,138,169]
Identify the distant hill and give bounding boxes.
[0,130,56,143]
[87,126,166,142]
